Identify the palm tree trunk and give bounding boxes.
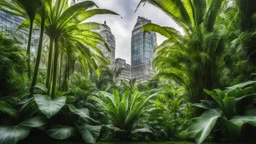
[51,38,59,97]
[27,21,34,78]
[30,7,45,94]
[46,37,54,92]
[59,51,63,91]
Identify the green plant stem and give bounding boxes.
[59,51,63,91]
[46,37,54,92]
[51,38,59,98]
[30,7,45,94]
[26,21,34,79]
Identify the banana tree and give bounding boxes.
[40,0,118,97]
[0,0,42,78]
[188,81,256,143]
[58,28,112,92]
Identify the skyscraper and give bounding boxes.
[131,16,157,82]
[99,21,116,67]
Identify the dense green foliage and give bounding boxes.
[1,0,256,143]
[92,89,157,140]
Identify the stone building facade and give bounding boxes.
[0,11,28,41]
[99,21,116,67]
[131,16,157,82]
[0,11,39,53]
[115,58,131,80]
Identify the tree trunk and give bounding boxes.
[30,7,45,94]
[51,38,59,98]
[46,37,54,93]
[59,51,63,91]
[27,21,34,78]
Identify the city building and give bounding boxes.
[72,0,82,3]
[115,58,131,80]
[131,16,157,82]
[0,11,28,42]
[98,21,116,67]
[0,11,39,52]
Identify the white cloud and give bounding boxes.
[88,0,181,64]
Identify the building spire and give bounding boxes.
[104,20,107,25]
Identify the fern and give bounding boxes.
[0,99,17,118]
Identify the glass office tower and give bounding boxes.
[131,16,157,82]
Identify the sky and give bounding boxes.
[88,0,182,64]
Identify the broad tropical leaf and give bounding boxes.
[131,127,153,134]
[0,116,47,144]
[188,108,222,144]
[19,116,47,128]
[34,94,66,118]
[225,81,256,92]
[77,124,102,144]
[0,126,29,144]
[68,104,97,123]
[47,125,75,140]
[230,115,256,128]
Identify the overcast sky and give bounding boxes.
[89,0,182,64]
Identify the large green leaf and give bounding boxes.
[70,9,119,24]
[204,0,223,31]
[77,124,102,144]
[113,89,120,107]
[131,127,153,134]
[19,116,47,128]
[118,90,129,123]
[47,125,75,140]
[235,93,256,102]
[188,108,222,144]
[0,116,47,144]
[136,0,192,29]
[68,104,97,123]
[105,124,124,132]
[230,115,256,127]
[223,119,240,140]
[125,92,158,126]
[34,94,66,118]
[0,126,29,144]
[224,115,256,139]
[142,23,174,38]
[57,1,97,27]
[222,97,235,118]
[192,100,218,110]
[204,89,224,110]
[225,81,256,92]
[192,0,206,25]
